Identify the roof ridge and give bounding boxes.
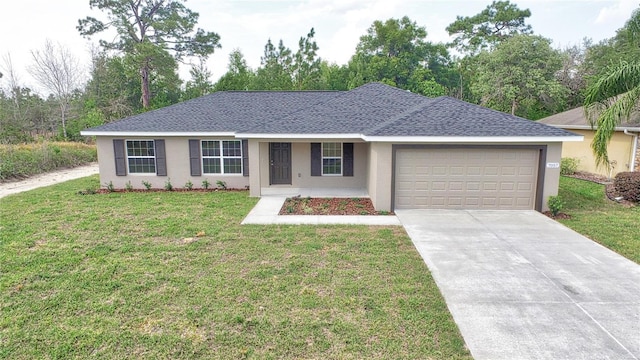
[222,89,342,93]
[240,90,347,133]
[364,97,445,135]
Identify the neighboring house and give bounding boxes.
[82,82,581,212]
[538,107,640,177]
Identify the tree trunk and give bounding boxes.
[59,101,67,140]
[511,99,517,115]
[140,63,151,109]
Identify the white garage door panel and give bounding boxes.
[395,148,539,210]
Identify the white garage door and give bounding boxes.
[395,148,539,210]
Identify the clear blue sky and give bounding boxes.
[0,0,637,94]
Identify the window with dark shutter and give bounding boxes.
[311,143,321,176]
[113,139,126,176]
[242,139,249,176]
[189,139,201,176]
[343,143,354,177]
[154,139,167,176]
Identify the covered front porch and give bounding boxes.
[246,139,394,211]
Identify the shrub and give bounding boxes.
[185,180,194,190]
[142,180,152,190]
[0,142,97,181]
[125,181,133,192]
[105,181,115,192]
[164,178,174,191]
[547,195,564,216]
[216,180,227,190]
[202,179,211,189]
[560,157,580,176]
[614,172,640,202]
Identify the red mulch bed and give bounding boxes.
[80,188,245,195]
[279,197,391,215]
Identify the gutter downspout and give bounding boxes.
[624,129,638,172]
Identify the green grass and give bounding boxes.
[0,142,97,181]
[0,176,471,359]
[557,176,640,264]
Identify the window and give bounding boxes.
[126,140,156,173]
[201,140,242,174]
[322,142,342,175]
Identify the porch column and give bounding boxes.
[248,139,261,197]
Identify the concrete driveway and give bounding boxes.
[396,209,640,360]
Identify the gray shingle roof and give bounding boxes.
[88,90,341,133]
[369,96,576,137]
[85,82,578,138]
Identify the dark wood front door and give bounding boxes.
[269,142,292,185]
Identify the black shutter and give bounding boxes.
[242,139,249,176]
[189,139,201,176]
[311,143,321,176]
[343,143,354,177]
[113,139,126,176]
[154,139,167,176]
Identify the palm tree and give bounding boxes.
[584,8,640,169]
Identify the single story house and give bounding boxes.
[538,107,640,177]
[82,82,581,212]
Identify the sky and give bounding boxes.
[0,0,637,95]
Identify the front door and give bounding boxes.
[269,142,292,185]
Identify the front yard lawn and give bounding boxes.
[558,176,640,264]
[0,175,471,359]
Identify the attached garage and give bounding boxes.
[393,146,544,210]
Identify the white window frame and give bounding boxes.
[321,142,343,176]
[201,140,243,175]
[126,139,156,175]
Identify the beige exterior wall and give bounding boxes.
[542,143,562,212]
[367,143,393,211]
[96,136,250,189]
[255,140,368,192]
[248,139,261,197]
[635,136,640,172]
[561,130,635,176]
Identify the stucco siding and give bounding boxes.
[367,143,393,211]
[96,136,250,189]
[248,139,261,196]
[561,130,635,176]
[635,136,640,171]
[542,143,562,212]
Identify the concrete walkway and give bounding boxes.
[396,209,640,360]
[0,163,99,199]
[241,196,401,225]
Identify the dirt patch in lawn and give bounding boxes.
[279,197,392,215]
[543,211,572,220]
[566,171,612,185]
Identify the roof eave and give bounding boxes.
[235,133,363,139]
[361,135,584,143]
[80,131,237,137]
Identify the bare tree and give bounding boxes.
[28,40,83,139]
[1,54,31,136]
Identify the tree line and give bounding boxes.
[1,0,639,158]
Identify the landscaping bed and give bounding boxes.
[279,197,392,215]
